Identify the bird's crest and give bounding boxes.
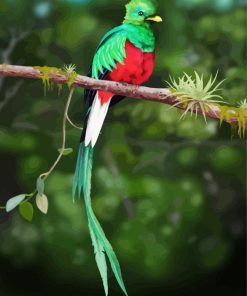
[125,0,158,24]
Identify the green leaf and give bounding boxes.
[58,148,73,156]
[19,202,34,222]
[6,194,26,212]
[36,177,45,194]
[36,193,48,214]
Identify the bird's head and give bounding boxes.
[124,0,162,26]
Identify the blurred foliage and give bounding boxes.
[0,0,246,295]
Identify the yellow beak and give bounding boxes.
[146,16,163,22]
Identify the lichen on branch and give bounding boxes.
[33,64,78,94]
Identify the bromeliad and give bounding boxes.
[73,0,162,294]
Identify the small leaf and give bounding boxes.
[36,177,45,194]
[6,194,26,212]
[58,148,73,155]
[19,202,33,222]
[36,193,48,214]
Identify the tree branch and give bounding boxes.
[0,64,246,128]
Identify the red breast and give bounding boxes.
[99,40,155,104]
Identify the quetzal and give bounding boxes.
[73,0,162,295]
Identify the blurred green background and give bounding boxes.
[0,0,246,295]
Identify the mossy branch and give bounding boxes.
[0,64,246,131]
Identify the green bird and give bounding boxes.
[73,0,162,294]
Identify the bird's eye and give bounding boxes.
[138,11,144,16]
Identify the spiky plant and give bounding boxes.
[239,98,247,110]
[63,64,77,76]
[63,64,77,88]
[167,72,226,122]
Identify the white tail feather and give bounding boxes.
[85,92,111,147]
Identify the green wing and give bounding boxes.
[92,25,127,79]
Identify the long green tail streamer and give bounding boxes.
[73,143,128,296]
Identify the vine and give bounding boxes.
[0,66,78,220]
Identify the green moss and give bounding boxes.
[32,65,78,96]
[63,64,78,89]
[219,105,246,138]
[66,71,77,89]
[33,66,64,95]
[237,108,246,138]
